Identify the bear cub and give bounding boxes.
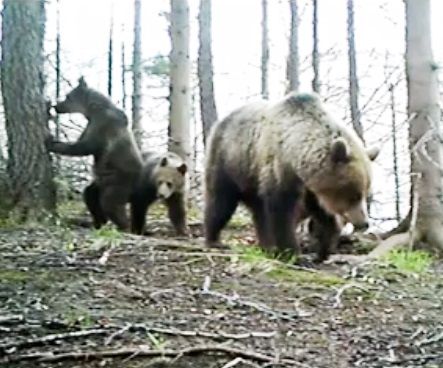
[131,151,188,236]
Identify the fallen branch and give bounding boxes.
[129,323,276,340]
[0,328,108,354]
[4,344,302,365]
[416,331,443,347]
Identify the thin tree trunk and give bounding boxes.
[131,0,143,149]
[169,0,191,172]
[261,0,269,99]
[1,0,56,217]
[311,0,320,93]
[405,0,443,252]
[198,0,218,145]
[121,26,127,111]
[107,9,113,97]
[55,0,61,142]
[286,0,299,93]
[389,84,401,222]
[347,0,363,141]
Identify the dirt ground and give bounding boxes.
[0,206,442,368]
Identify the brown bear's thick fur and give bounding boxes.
[131,151,188,236]
[204,92,379,261]
[45,77,143,231]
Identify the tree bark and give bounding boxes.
[311,0,320,93]
[107,9,114,97]
[286,0,299,93]
[346,0,363,141]
[1,0,56,217]
[198,0,218,146]
[169,0,191,171]
[261,0,269,99]
[389,84,401,222]
[405,0,443,253]
[131,0,143,149]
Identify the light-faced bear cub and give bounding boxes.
[45,77,143,231]
[131,151,188,236]
[204,92,379,262]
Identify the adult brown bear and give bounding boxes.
[204,92,379,262]
[45,77,143,231]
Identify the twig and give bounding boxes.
[4,344,302,365]
[0,328,109,354]
[416,331,443,347]
[200,277,301,321]
[222,357,261,368]
[332,282,368,308]
[0,315,24,325]
[104,324,132,346]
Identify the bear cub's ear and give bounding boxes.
[78,76,88,88]
[366,146,380,161]
[177,163,187,175]
[160,157,168,167]
[331,137,350,164]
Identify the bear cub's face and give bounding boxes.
[154,156,187,199]
[55,77,88,115]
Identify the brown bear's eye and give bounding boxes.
[167,182,172,188]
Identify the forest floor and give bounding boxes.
[0,203,442,368]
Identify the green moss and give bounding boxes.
[384,249,433,274]
[92,224,122,241]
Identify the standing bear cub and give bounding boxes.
[131,151,188,236]
[45,77,143,231]
[204,92,379,262]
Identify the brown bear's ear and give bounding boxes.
[160,157,168,167]
[331,137,350,163]
[78,77,87,88]
[177,163,187,175]
[366,146,380,161]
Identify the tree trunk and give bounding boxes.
[1,0,56,217]
[311,0,320,93]
[55,0,61,142]
[131,0,143,149]
[198,0,218,146]
[121,28,127,111]
[107,9,113,97]
[261,0,269,99]
[169,0,191,171]
[286,0,299,93]
[346,0,363,141]
[389,84,401,222]
[406,0,443,253]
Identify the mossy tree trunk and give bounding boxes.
[405,0,443,253]
[1,0,56,219]
[198,0,218,146]
[169,0,191,172]
[131,0,143,149]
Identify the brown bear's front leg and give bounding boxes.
[264,192,301,257]
[165,193,188,236]
[99,185,131,231]
[243,195,274,248]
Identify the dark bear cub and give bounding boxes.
[131,151,188,236]
[45,77,143,231]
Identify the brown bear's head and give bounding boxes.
[54,77,89,115]
[315,137,379,231]
[154,154,187,200]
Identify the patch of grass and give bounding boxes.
[57,200,85,218]
[384,249,433,274]
[63,307,95,328]
[230,244,344,286]
[92,224,122,241]
[0,269,30,283]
